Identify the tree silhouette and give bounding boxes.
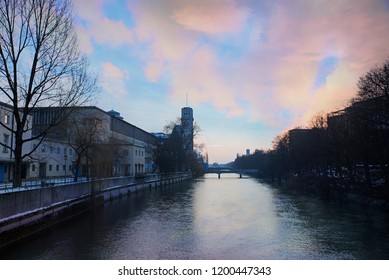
[0,0,97,187]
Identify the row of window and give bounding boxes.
[124,149,145,157]
[3,138,76,155]
[31,164,72,172]
[38,144,73,156]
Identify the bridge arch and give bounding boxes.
[204,167,257,178]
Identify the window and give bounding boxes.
[56,165,59,171]
[32,164,36,172]
[4,114,9,124]
[50,146,53,154]
[63,165,66,171]
[94,118,102,129]
[49,165,52,171]
[3,134,9,153]
[57,147,60,154]
[63,147,67,155]
[41,144,46,153]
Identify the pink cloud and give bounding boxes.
[144,58,166,83]
[79,0,389,135]
[70,0,389,162]
[168,45,245,116]
[240,0,389,128]
[171,0,251,35]
[100,62,129,99]
[126,0,389,130]
[127,0,250,114]
[91,17,134,47]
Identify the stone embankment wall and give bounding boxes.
[0,172,191,247]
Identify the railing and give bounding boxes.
[0,172,192,220]
[0,172,189,194]
[0,177,90,194]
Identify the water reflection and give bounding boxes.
[1,174,389,259]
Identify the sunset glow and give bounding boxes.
[74,0,389,163]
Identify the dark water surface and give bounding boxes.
[1,174,389,259]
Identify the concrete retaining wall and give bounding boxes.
[0,172,191,247]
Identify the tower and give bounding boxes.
[181,107,194,152]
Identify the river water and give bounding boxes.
[1,174,389,259]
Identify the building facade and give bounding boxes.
[0,102,15,182]
[29,106,157,179]
[0,102,32,182]
[181,107,194,152]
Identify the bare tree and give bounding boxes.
[308,112,328,129]
[352,59,389,129]
[65,112,103,182]
[271,132,290,180]
[163,118,202,151]
[0,0,97,187]
[355,59,389,102]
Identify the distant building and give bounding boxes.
[246,149,250,156]
[181,107,194,152]
[107,109,124,120]
[151,132,169,139]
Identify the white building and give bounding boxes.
[29,106,157,179]
[0,104,158,182]
[29,139,77,178]
[0,102,32,183]
[0,102,15,182]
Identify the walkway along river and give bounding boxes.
[1,173,389,259]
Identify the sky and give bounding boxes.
[73,0,389,164]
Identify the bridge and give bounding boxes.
[205,167,257,178]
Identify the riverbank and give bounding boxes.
[269,176,389,210]
[0,172,192,249]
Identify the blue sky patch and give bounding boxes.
[314,56,339,89]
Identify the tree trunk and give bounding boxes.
[74,156,81,182]
[12,131,24,189]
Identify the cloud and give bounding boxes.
[100,62,130,99]
[169,45,245,116]
[74,0,134,52]
[240,0,389,127]
[171,0,251,35]
[91,17,134,47]
[124,0,389,132]
[127,0,253,115]
[76,0,389,163]
[145,59,165,83]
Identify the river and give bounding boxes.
[1,174,389,259]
